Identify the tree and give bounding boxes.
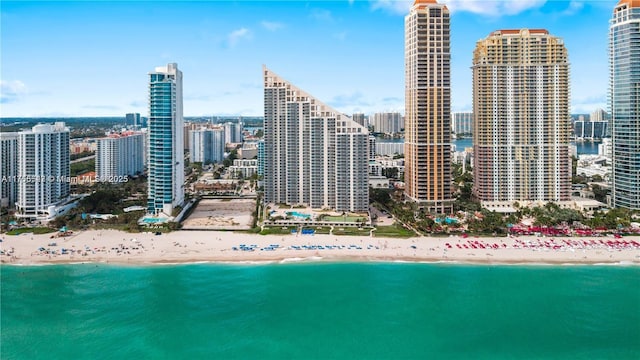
[382,167,399,179]
[591,184,609,203]
[223,149,239,167]
[370,188,392,205]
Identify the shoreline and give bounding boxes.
[2,229,639,266]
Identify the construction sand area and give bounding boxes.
[181,198,256,230]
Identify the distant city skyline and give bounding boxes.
[1,0,616,117]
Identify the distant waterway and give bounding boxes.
[378,138,600,155]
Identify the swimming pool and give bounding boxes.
[141,217,167,224]
[435,217,458,224]
[287,211,311,220]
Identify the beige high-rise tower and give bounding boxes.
[263,66,369,212]
[472,29,571,208]
[404,0,453,214]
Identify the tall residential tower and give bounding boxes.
[472,29,571,207]
[15,123,70,219]
[96,132,145,182]
[0,132,19,209]
[147,63,184,216]
[610,0,640,210]
[263,66,369,212]
[404,0,453,213]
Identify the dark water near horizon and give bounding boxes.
[378,138,600,155]
[1,263,638,359]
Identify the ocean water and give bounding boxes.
[1,263,638,359]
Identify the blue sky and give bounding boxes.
[1,0,617,117]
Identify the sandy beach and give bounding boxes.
[1,229,640,266]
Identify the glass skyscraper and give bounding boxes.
[147,63,184,215]
[610,0,640,210]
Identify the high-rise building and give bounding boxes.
[472,29,571,205]
[452,112,473,136]
[368,136,377,160]
[376,142,405,156]
[147,63,184,216]
[263,66,369,212]
[224,121,243,144]
[371,112,404,134]
[257,140,265,176]
[125,113,141,128]
[96,132,144,182]
[352,113,367,128]
[16,122,70,219]
[404,0,453,213]
[610,0,640,210]
[573,120,608,139]
[190,128,225,164]
[0,132,19,209]
[590,108,609,122]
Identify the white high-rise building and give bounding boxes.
[0,132,19,208]
[263,66,369,212]
[16,122,70,219]
[590,108,608,122]
[352,113,367,128]
[224,121,243,144]
[190,128,225,164]
[147,63,184,216]
[96,132,144,182]
[452,112,473,136]
[371,112,404,134]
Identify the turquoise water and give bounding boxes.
[1,263,639,359]
[287,211,311,219]
[435,217,458,224]
[141,217,166,224]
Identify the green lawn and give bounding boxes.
[332,227,371,236]
[260,226,298,235]
[323,216,367,223]
[7,227,56,235]
[373,224,417,238]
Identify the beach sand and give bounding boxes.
[1,229,639,265]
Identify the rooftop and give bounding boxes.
[617,0,640,9]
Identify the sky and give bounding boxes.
[0,0,618,118]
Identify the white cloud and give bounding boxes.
[562,0,584,16]
[0,80,28,103]
[310,8,333,22]
[370,0,547,16]
[227,27,251,47]
[261,21,285,31]
[571,94,607,114]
